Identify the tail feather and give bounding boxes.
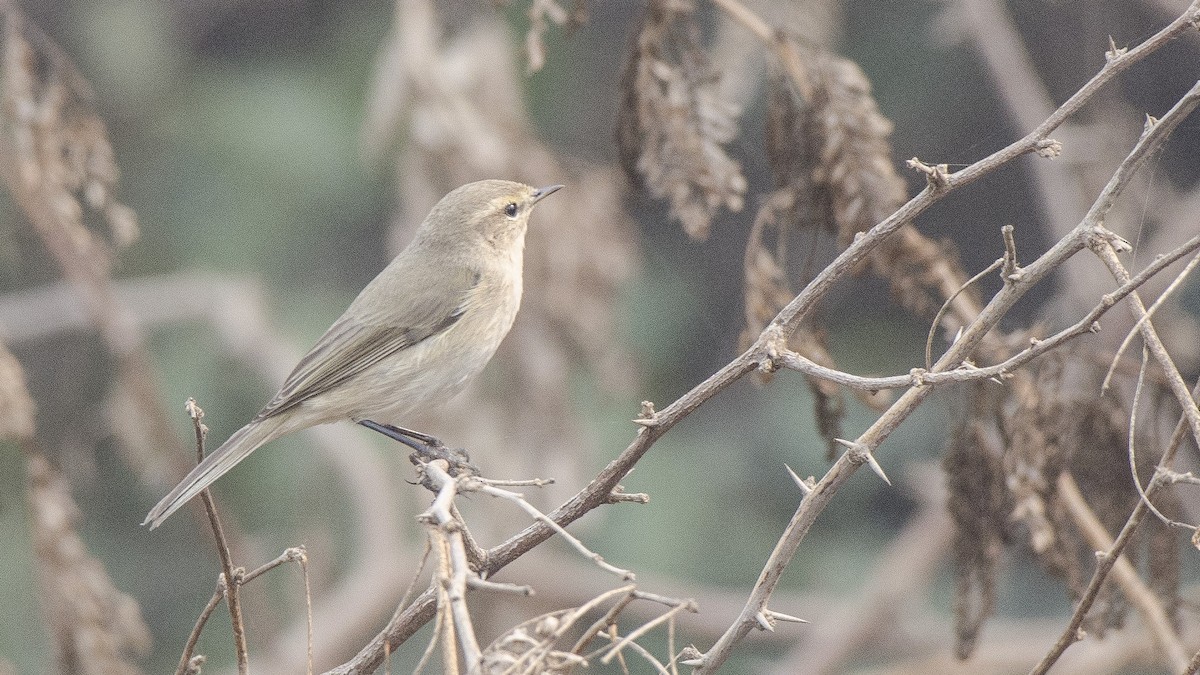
[143,415,288,529]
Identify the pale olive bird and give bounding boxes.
[143,179,562,529]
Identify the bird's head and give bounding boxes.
[421,179,563,251]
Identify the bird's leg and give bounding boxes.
[357,420,477,477]
[358,420,441,449]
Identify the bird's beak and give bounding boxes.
[532,184,565,204]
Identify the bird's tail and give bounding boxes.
[142,414,289,529]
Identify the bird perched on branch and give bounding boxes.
[144,179,563,529]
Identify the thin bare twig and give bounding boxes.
[1101,250,1200,392]
[471,479,635,580]
[185,399,249,675]
[420,462,482,673]
[775,231,1200,392]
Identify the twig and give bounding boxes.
[420,462,482,673]
[297,548,314,675]
[1092,241,1200,464]
[775,232,1200,392]
[185,399,249,674]
[600,601,698,665]
[176,546,309,675]
[1128,346,1191,530]
[596,630,673,675]
[472,479,635,580]
[926,257,1004,370]
[175,582,224,675]
[1101,250,1200,392]
[572,587,641,656]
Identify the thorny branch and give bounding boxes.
[692,12,1200,675]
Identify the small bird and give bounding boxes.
[144,179,562,529]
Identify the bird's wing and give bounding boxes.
[256,263,480,419]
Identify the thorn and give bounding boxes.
[764,609,809,624]
[755,611,775,632]
[1143,113,1159,132]
[1105,36,1126,62]
[785,464,812,495]
[835,438,892,486]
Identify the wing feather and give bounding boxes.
[256,262,478,419]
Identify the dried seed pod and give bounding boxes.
[765,38,905,247]
[617,0,746,240]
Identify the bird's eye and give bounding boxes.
[504,202,519,218]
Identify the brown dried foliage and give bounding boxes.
[1063,393,1181,635]
[765,40,905,248]
[27,452,151,675]
[873,226,978,321]
[943,383,1009,660]
[742,40,911,452]
[738,193,847,454]
[945,354,1182,657]
[0,7,138,266]
[617,0,746,240]
[1,4,214,497]
[524,0,586,74]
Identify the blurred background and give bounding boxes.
[1,0,1199,672]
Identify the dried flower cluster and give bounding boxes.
[738,39,910,452]
[523,0,586,74]
[1,8,138,264]
[617,0,747,240]
[765,41,906,247]
[27,453,151,675]
[944,355,1181,657]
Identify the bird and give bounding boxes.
[143,179,562,529]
